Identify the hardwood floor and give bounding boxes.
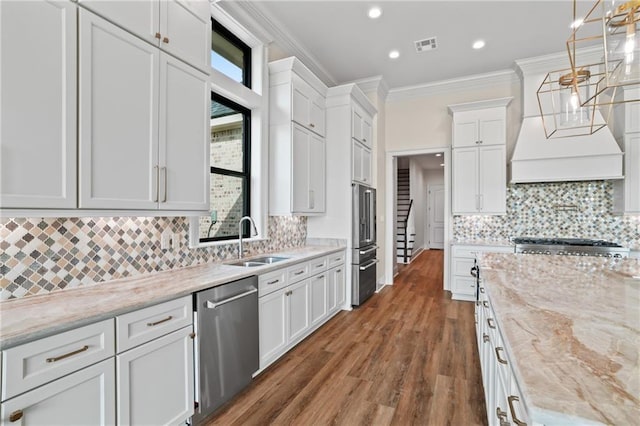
[205,250,487,425]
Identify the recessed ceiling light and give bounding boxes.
[389,50,400,59]
[439,163,445,167]
[472,40,485,50]
[368,6,382,19]
[435,153,442,157]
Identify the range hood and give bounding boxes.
[511,53,623,184]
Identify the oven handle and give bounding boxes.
[359,259,379,271]
[205,288,257,309]
[359,246,378,255]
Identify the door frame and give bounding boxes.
[427,184,445,249]
[385,147,451,291]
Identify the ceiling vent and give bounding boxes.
[414,37,437,53]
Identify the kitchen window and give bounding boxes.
[190,7,266,248]
[200,94,251,242]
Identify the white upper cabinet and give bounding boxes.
[79,0,210,72]
[0,0,77,209]
[269,57,328,215]
[449,98,511,215]
[613,88,640,215]
[352,104,373,148]
[79,10,208,211]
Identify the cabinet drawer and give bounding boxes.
[259,268,288,297]
[452,276,476,296]
[287,262,310,283]
[453,258,475,277]
[309,257,327,275]
[116,296,192,353]
[452,246,480,258]
[327,251,345,269]
[1,319,115,401]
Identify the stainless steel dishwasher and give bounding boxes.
[192,276,258,424]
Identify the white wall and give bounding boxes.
[408,159,426,251]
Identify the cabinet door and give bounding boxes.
[452,148,479,214]
[479,117,506,146]
[0,0,77,209]
[79,9,159,209]
[308,133,325,212]
[291,75,312,130]
[335,266,346,310]
[309,273,328,326]
[117,327,194,426]
[352,141,364,184]
[78,0,159,47]
[479,145,506,214]
[158,53,209,211]
[291,124,311,212]
[362,146,372,185]
[352,107,363,142]
[287,279,310,343]
[0,359,115,426]
[160,0,210,73]
[258,289,288,367]
[309,92,325,137]
[327,268,337,314]
[362,115,373,148]
[452,120,479,148]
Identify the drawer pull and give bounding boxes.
[309,123,315,128]
[147,315,173,327]
[285,290,292,296]
[336,269,341,273]
[483,301,489,308]
[316,263,324,268]
[46,345,89,363]
[294,270,305,276]
[267,279,280,285]
[162,36,170,44]
[334,257,342,261]
[496,407,509,426]
[9,410,23,422]
[508,396,527,426]
[189,332,196,339]
[495,347,508,364]
[479,287,485,293]
[154,32,161,40]
[483,333,489,343]
[487,318,496,329]
[316,275,325,280]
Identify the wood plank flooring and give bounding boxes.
[204,250,487,425]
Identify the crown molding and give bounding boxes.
[448,97,513,115]
[326,84,377,116]
[387,69,519,102]
[514,45,603,76]
[350,75,389,102]
[229,1,338,87]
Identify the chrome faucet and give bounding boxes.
[238,216,258,259]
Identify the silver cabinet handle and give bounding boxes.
[479,194,483,211]
[316,263,324,268]
[336,269,341,273]
[495,347,508,365]
[162,167,168,202]
[206,288,257,309]
[46,345,89,363]
[309,190,315,209]
[482,333,489,343]
[359,259,378,271]
[147,315,172,327]
[153,165,159,202]
[487,318,496,329]
[316,275,325,280]
[508,396,527,426]
[293,270,305,276]
[267,279,279,285]
[359,246,378,255]
[483,301,489,308]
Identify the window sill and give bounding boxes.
[189,236,268,250]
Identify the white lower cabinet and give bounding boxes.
[259,251,345,370]
[450,244,514,301]
[116,327,194,426]
[0,359,115,426]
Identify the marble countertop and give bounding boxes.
[478,253,640,425]
[0,245,344,350]
[451,239,514,247]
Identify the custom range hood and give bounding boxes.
[511,52,623,183]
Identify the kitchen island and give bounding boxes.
[478,253,640,425]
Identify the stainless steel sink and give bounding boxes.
[228,256,289,267]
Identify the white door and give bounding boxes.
[452,148,479,214]
[258,289,287,367]
[158,53,209,211]
[161,0,211,73]
[309,274,327,326]
[479,145,506,214]
[308,133,325,212]
[117,327,194,426]
[291,124,310,212]
[0,0,77,209]
[287,279,310,343]
[0,359,115,426]
[428,185,445,249]
[79,9,159,209]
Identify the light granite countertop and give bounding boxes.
[478,253,640,425]
[0,245,344,350]
[451,239,514,248]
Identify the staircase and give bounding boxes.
[396,168,415,264]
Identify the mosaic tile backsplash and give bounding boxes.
[453,181,640,248]
[0,216,306,300]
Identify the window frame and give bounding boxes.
[202,93,252,243]
[212,18,252,89]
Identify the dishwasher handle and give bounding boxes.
[205,288,257,309]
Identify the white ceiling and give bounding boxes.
[232,0,599,89]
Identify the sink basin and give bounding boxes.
[228,256,289,267]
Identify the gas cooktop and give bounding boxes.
[513,237,629,258]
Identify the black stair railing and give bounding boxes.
[402,199,413,263]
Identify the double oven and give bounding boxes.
[352,184,378,306]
